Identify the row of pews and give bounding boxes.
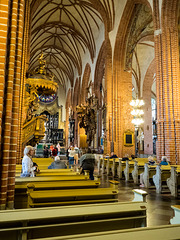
[15,158,117,209]
[1,157,149,239]
[0,157,180,239]
[98,157,180,197]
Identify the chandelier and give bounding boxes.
[130,98,144,127]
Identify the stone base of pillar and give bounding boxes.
[0,204,6,210]
[7,201,14,209]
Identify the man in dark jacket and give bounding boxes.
[80,148,95,180]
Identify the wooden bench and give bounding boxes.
[117,159,125,179]
[32,224,180,240]
[143,163,157,188]
[124,160,135,181]
[16,169,74,173]
[170,205,180,224]
[0,190,147,240]
[97,158,103,175]
[16,171,80,177]
[132,159,149,184]
[15,180,101,209]
[102,158,108,174]
[27,187,119,208]
[167,166,180,197]
[153,165,171,193]
[15,175,89,185]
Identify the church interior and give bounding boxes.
[0,0,180,239]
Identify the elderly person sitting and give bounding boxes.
[48,156,67,169]
[20,146,36,177]
[159,156,169,165]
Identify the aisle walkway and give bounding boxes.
[100,175,180,227]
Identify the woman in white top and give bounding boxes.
[68,147,76,167]
[20,146,36,177]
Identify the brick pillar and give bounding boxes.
[153,0,180,163]
[115,70,135,157]
[0,0,25,209]
[105,38,113,154]
[0,0,9,210]
[143,59,155,155]
[17,0,30,164]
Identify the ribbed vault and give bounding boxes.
[29,0,114,89]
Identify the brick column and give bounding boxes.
[0,0,25,209]
[0,0,9,210]
[16,0,30,164]
[105,38,113,154]
[143,59,155,155]
[153,0,180,163]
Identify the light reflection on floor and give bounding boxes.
[100,174,180,227]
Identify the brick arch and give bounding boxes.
[112,0,152,157]
[114,0,152,70]
[80,63,91,104]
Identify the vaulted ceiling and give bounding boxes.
[29,0,114,89]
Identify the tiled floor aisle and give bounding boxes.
[100,175,180,227]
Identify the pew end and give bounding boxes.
[132,189,148,202]
[170,205,180,224]
[109,180,119,189]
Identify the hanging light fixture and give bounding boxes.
[130,98,145,127]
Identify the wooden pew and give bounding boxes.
[15,180,100,209]
[16,169,74,174]
[170,205,180,224]
[143,163,157,188]
[32,225,180,240]
[167,166,180,197]
[124,160,135,181]
[152,165,171,193]
[132,161,146,184]
[0,190,147,240]
[97,158,103,175]
[15,175,89,185]
[130,159,148,184]
[15,171,80,177]
[117,158,125,179]
[27,187,119,208]
[102,158,108,174]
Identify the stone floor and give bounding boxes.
[100,174,180,227]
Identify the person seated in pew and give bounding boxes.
[122,154,129,161]
[20,146,37,177]
[131,155,136,160]
[80,148,96,180]
[110,152,118,159]
[48,156,67,169]
[140,156,156,187]
[159,156,169,166]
